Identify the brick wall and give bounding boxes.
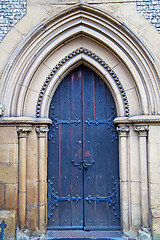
[0,0,26,42]
[137,0,160,33]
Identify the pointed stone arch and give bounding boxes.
[0,4,160,118]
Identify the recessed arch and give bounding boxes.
[36,48,129,118]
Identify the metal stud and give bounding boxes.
[76,176,79,179]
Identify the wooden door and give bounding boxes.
[47,65,120,231]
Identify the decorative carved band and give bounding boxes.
[36,126,49,138]
[134,125,149,137]
[17,126,32,138]
[117,126,130,137]
[35,48,130,118]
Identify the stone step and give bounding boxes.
[36,231,136,240]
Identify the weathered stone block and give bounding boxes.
[0,184,4,208]
[0,164,18,184]
[0,127,18,144]
[9,144,18,164]
[27,181,38,206]
[148,143,160,163]
[0,210,17,239]
[26,207,38,233]
[0,144,9,163]
[148,126,160,144]
[5,184,18,209]
[150,183,160,209]
[149,163,160,184]
[26,131,38,182]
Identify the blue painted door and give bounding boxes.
[47,65,120,231]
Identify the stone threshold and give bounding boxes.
[33,230,136,240]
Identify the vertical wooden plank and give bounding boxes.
[83,67,95,228]
[48,86,60,227]
[70,68,83,228]
[59,75,71,227]
[94,75,107,227]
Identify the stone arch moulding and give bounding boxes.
[0,4,160,118]
[36,47,130,118]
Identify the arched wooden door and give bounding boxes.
[47,65,120,231]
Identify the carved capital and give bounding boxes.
[17,126,32,138]
[0,103,5,116]
[117,126,130,137]
[36,126,49,138]
[134,125,149,137]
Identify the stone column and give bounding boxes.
[117,126,130,233]
[36,126,49,233]
[134,125,149,228]
[17,126,32,230]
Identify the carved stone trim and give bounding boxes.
[0,103,5,116]
[36,126,49,138]
[134,125,149,137]
[117,126,130,137]
[35,48,130,118]
[17,126,32,138]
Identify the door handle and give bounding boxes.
[72,159,83,169]
[83,159,94,170]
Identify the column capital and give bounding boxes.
[36,126,49,138]
[134,125,149,137]
[117,126,130,137]
[17,126,32,138]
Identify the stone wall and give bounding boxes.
[137,0,160,32]
[0,126,18,239]
[0,0,26,42]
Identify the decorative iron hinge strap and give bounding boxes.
[85,180,120,219]
[85,118,114,128]
[48,180,81,218]
[51,116,81,128]
[85,195,113,204]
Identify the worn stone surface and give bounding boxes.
[0,164,18,184]
[5,183,17,209]
[26,206,38,233]
[0,127,18,144]
[0,184,5,208]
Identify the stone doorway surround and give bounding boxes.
[0,4,160,240]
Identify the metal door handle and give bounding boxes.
[72,160,83,167]
[83,159,94,170]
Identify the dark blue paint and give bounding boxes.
[47,65,120,230]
